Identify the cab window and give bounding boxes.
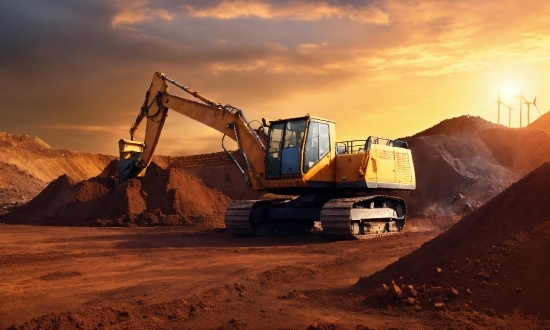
[303,121,330,173]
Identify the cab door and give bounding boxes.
[265,120,306,178]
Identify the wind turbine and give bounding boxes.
[523,97,540,125]
[496,90,515,127]
[515,88,540,127]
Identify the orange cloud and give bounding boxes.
[185,1,389,24]
[362,32,550,78]
[297,42,328,55]
[42,124,129,133]
[111,0,172,27]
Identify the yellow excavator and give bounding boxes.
[119,72,416,239]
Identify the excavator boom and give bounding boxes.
[119,72,266,188]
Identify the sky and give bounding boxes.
[0,0,548,156]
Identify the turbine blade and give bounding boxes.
[534,103,541,115]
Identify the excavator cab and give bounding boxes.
[266,119,305,178]
[265,116,333,180]
[265,116,334,190]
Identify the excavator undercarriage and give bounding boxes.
[225,195,407,239]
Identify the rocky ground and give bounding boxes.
[2,221,547,330]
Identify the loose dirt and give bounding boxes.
[395,116,550,215]
[3,163,231,228]
[2,223,546,330]
[154,152,266,201]
[528,111,550,133]
[408,115,501,139]
[357,162,550,320]
[0,132,114,212]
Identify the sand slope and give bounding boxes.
[398,116,550,215]
[0,132,114,209]
[357,162,550,319]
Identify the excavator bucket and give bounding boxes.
[118,139,145,184]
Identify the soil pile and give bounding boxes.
[410,115,501,138]
[357,162,550,319]
[393,116,550,215]
[0,162,44,212]
[3,163,232,228]
[0,132,114,210]
[528,111,550,133]
[154,152,265,200]
[153,151,234,168]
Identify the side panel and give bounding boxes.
[335,153,363,183]
[372,144,396,183]
[335,146,415,190]
[395,148,414,185]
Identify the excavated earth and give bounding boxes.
[394,115,550,215]
[528,110,550,133]
[2,222,547,330]
[2,163,231,228]
[0,132,114,213]
[356,162,550,320]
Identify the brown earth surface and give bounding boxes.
[2,163,232,228]
[153,152,266,201]
[2,220,546,330]
[356,162,550,321]
[0,132,114,211]
[394,116,550,215]
[528,110,550,133]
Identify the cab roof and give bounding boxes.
[268,114,335,125]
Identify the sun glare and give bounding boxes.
[500,83,521,103]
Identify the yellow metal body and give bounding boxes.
[261,118,415,193]
[335,144,415,190]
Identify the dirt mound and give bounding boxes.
[393,123,550,215]
[528,111,550,133]
[153,151,234,168]
[0,132,51,149]
[154,152,266,200]
[3,163,232,228]
[357,162,550,319]
[409,115,501,138]
[0,162,45,213]
[0,132,115,209]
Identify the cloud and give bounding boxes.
[40,124,129,133]
[185,1,389,24]
[360,31,550,78]
[297,42,328,55]
[0,0,548,155]
[111,0,173,27]
[210,59,267,75]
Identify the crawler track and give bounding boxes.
[320,196,406,240]
[225,196,406,240]
[224,200,256,236]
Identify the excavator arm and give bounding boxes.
[119,72,267,189]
